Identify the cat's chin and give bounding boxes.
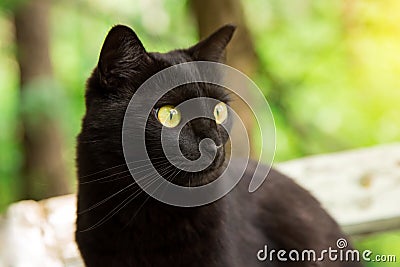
[168,158,227,187]
[169,171,222,188]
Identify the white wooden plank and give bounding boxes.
[276,143,400,232]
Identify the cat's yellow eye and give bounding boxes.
[157,105,181,128]
[213,102,228,124]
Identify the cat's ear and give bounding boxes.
[187,24,236,62]
[97,25,149,88]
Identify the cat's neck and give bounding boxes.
[119,196,232,265]
[128,196,227,239]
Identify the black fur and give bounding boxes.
[76,24,363,267]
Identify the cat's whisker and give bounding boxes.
[79,157,172,184]
[98,161,172,184]
[159,168,178,192]
[124,166,176,228]
[165,167,182,188]
[79,192,138,232]
[78,172,157,215]
[131,165,175,198]
[80,169,132,184]
[150,161,186,205]
[78,156,169,180]
[98,174,132,184]
[81,163,177,232]
[97,163,168,184]
[80,159,180,216]
[80,183,153,232]
[77,182,135,215]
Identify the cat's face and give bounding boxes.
[82,25,236,187]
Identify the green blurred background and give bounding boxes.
[0,0,399,265]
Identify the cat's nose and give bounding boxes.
[204,141,217,154]
[199,138,219,159]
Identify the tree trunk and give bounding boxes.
[190,0,259,157]
[14,0,69,200]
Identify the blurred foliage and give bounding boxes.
[0,0,399,264]
[246,0,400,160]
[354,230,400,266]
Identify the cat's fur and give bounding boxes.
[76,24,362,267]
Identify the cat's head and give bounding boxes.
[81,24,236,187]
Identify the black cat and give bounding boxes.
[76,24,363,267]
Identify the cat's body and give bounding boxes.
[76,25,362,267]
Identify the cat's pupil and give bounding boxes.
[170,110,177,120]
